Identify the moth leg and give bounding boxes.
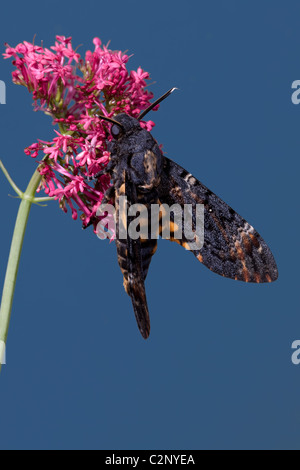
[101,185,115,205]
[84,157,118,183]
[110,168,126,189]
[103,157,117,173]
[77,168,95,183]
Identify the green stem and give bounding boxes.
[0,167,42,372]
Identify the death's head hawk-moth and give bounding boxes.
[93,89,278,339]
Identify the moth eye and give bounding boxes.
[111,124,123,139]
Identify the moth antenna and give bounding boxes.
[138,87,178,121]
[97,114,125,130]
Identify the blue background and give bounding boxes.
[0,0,299,450]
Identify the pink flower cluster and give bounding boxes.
[3,36,156,229]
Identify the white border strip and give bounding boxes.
[0,340,6,365]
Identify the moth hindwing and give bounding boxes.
[97,113,278,339]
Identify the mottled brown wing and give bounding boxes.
[157,157,278,283]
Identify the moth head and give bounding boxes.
[97,87,177,139]
[112,114,141,136]
[97,113,140,140]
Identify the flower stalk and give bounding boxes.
[0,161,53,372]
